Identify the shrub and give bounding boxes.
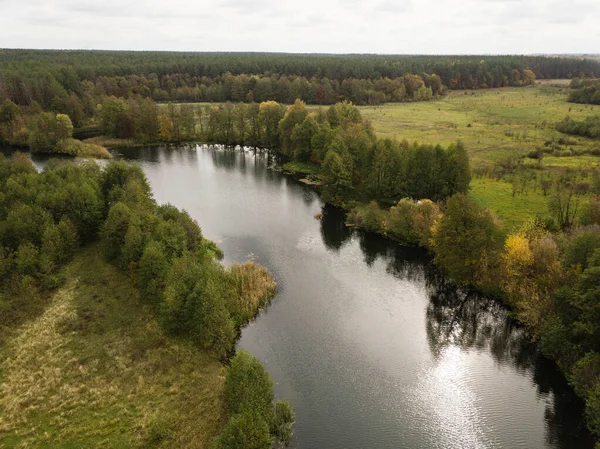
[226,350,274,421]
[209,412,271,449]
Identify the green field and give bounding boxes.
[360,83,599,170]
[359,83,600,229]
[469,177,550,230]
[0,245,226,449]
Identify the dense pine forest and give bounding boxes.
[2,50,600,108]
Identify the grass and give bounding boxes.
[360,83,600,170]
[84,136,138,149]
[280,161,320,176]
[469,177,551,230]
[0,244,226,449]
[228,262,277,325]
[360,83,600,229]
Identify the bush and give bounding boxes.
[271,401,295,446]
[571,352,600,398]
[430,193,503,286]
[226,350,274,420]
[211,351,294,448]
[136,241,168,304]
[209,412,271,449]
[56,138,110,158]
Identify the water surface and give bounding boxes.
[109,145,591,448]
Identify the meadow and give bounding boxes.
[360,83,599,169]
[360,83,600,229]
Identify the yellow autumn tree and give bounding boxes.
[503,233,534,280]
[502,220,564,330]
[159,114,173,142]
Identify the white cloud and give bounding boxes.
[0,0,598,53]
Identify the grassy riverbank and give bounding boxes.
[0,244,227,448]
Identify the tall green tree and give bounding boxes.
[431,193,503,285]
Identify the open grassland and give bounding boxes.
[361,83,600,229]
[0,245,226,449]
[469,177,550,231]
[360,83,600,170]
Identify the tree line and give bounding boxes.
[0,155,293,447]
[2,50,597,85]
[556,115,600,139]
[568,78,600,105]
[346,180,600,439]
[1,96,472,205]
[5,50,600,111]
[196,99,471,205]
[90,72,443,105]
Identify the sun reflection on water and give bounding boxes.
[417,345,488,449]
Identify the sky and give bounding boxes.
[0,0,599,54]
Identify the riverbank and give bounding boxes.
[100,144,592,448]
[270,149,599,444]
[0,156,288,448]
[0,244,227,448]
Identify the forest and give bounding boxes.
[0,154,293,448]
[3,50,600,110]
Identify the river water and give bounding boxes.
[33,145,592,448]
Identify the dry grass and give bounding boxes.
[228,262,277,324]
[0,244,227,448]
[80,142,111,159]
[84,136,137,149]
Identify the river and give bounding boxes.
[33,145,594,448]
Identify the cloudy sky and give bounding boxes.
[1,0,598,54]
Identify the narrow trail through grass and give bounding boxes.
[0,244,226,448]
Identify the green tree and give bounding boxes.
[258,101,284,149]
[279,99,308,157]
[291,114,319,161]
[101,202,135,261]
[445,141,471,196]
[14,242,39,277]
[28,112,73,152]
[431,193,503,285]
[209,413,271,449]
[226,350,274,420]
[98,96,128,137]
[321,146,354,205]
[0,99,20,124]
[271,401,295,446]
[136,241,168,304]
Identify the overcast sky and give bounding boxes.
[1,0,598,54]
